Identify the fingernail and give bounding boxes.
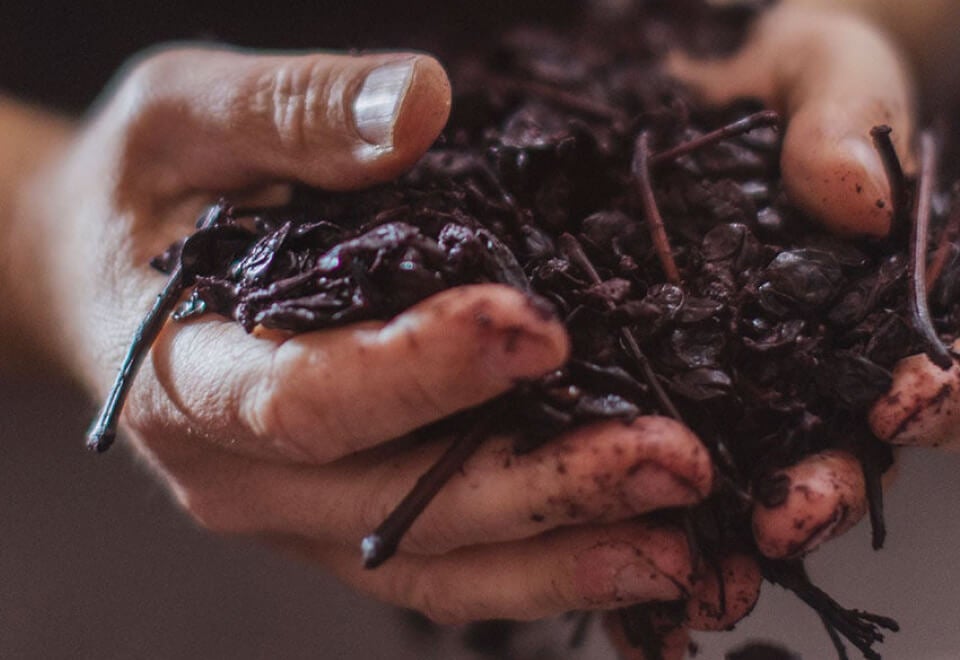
[353,58,417,149]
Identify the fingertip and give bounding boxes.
[636,417,714,501]
[686,554,762,631]
[382,284,570,382]
[869,340,960,447]
[752,450,867,559]
[781,116,894,238]
[392,55,451,159]
[350,53,451,182]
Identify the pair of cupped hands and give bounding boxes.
[5,2,958,658]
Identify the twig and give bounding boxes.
[761,559,897,660]
[863,458,887,551]
[909,132,953,370]
[650,110,781,167]
[618,605,665,660]
[820,614,852,660]
[558,233,682,420]
[870,125,911,234]
[86,203,228,452]
[361,404,503,569]
[926,202,960,293]
[567,612,593,649]
[632,131,681,285]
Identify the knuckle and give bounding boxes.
[238,343,338,462]
[117,46,188,114]
[240,365,287,443]
[240,363,305,460]
[249,58,338,154]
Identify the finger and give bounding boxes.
[667,3,915,238]
[602,611,689,660]
[869,339,960,448]
[752,450,867,559]
[130,284,569,463]
[792,0,960,105]
[685,554,762,631]
[155,417,712,554]
[269,521,693,624]
[118,46,450,193]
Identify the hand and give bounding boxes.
[606,3,927,656]
[7,46,751,626]
[667,0,916,558]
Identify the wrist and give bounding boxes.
[0,96,76,373]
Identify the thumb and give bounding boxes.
[119,46,451,192]
[667,3,915,238]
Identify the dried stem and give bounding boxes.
[820,614,852,660]
[762,559,898,660]
[633,131,681,285]
[909,132,953,370]
[650,110,781,167]
[864,464,887,551]
[558,233,682,420]
[926,202,960,293]
[870,125,910,232]
[567,611,593,649]
[618,605,665,660]
[86,203,227,452]
[361,404,503,569]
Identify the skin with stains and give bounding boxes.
[752,451,867,559]
[668,2,915,237]
[685,554,763,632]
[574,529,691,607]
[869,339,960,447]
[598,551,763,658]
[375,417,713,555]
[6,1,949,644]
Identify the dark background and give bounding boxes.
[0,0,577,112]
[3,1,960,658]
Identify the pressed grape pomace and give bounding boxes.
[89,2,960,658]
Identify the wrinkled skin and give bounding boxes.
[0,1,953,657]
[1,47,754,631]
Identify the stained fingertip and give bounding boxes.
[574,525,692,607]
[625,417,714,503]
[782,130,892,238]
[236,284,570,464]
[686,554,762,631]
[297,522,697,624]
[752,450,867,559]
[377,284,570,383]
[869,340,960,448]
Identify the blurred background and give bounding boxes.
[3,1,960,658]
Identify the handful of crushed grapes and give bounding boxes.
[88,3,960,658]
